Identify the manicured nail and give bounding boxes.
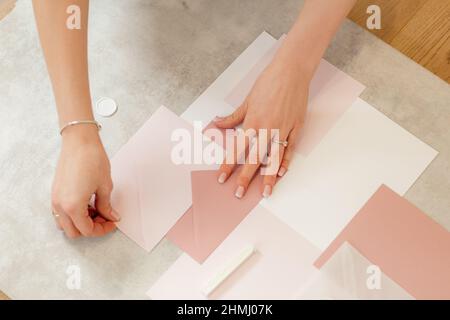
[218,172,227,184]
[111,209,121,221]
[263,185,272,198]
[278,167,287,177]
[235,186,245,199]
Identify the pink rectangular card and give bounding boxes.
[314,185,450,299]
[149,205,320,300]
[166,170,264,263]
[111,106,216,252]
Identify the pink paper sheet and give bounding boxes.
[111,106,215,252]
[166,170,264,263]
[149,205,320,300]
[315,185,450,299]
[225,37,365,156]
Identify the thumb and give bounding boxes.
[213,102,247,129]
[95,180,120,222]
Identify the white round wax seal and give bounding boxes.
[96,97,118,117]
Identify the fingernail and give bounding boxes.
[235,186,245,199]
[111,209,121,222]
[214,116,225,122]
[263,185,272,198]
[278,167,287,177]
[218,172,227,184]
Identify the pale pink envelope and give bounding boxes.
[166,170,264,263]
[149,205,320,300]
[111,106,215,252]
[225,36,365,156]
[315,185,450,299]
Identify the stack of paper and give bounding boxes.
[149,205,320,300]
[166,170,264,263]
[261,97,438,251]
[110,31,445,300]
[111,106,217,252]
[315,185,450,299]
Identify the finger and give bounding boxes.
[95,180,121,222]
[278,125,301,177]
[51,207,64,231]
[69,205,96,237]
[235,141,265,199]
[89,216,117,237]
[262,141,286,198]
[213,102,247,129]
[55,217,63,230]
[70,204,116,238]
[58,213,82,239]
[217,127,255,184]
[260,127,288,197]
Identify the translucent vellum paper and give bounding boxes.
[295,242,414,300]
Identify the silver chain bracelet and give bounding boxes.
[59,120,102,136]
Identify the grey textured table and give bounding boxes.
[0,0,448,299]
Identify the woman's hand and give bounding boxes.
[213,0,357,199]
[214,50,310,199]
[51,126,120,238]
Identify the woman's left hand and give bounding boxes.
[214,52,310,199]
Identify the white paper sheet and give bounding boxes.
[261,98,438,250]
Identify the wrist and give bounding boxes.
[61,123,102,146]
[273,31,325,83]
[270,47,313,88]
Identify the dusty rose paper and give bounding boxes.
[149,205,320,300]
[315,185,450,300]
[166,170,264,263]
[111,106,216,252]
[225,36,365,156]
[295,242,413,300]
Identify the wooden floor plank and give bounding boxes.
[423,34,450,82]
[390,0,449,59]
[0,0,15,21]
[349,0,449,83]
[348,0,429,42]
[0,290,10,300]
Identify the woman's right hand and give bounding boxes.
[51,125,120,238]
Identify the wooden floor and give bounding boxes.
[348,0,450,83]
[0,291,9,300]
[0,0,14,21]
[0,0,448,301]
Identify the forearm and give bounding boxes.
[33,0,94,130]
[277,0,356,80]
